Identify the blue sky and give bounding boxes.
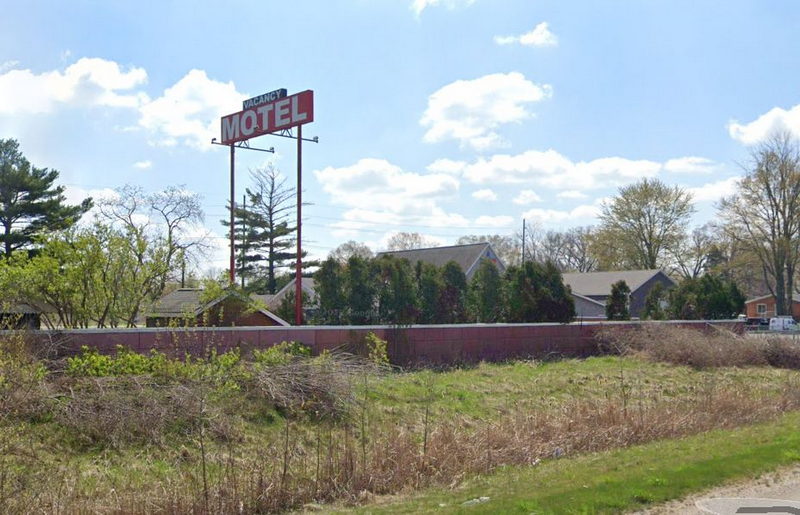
[2,0,799,270]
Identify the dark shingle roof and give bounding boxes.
[561,270,674,297]
[149,288,205,316]
[0,302,41,314]
[376,243,502,278]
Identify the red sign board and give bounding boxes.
[220,90,314,145]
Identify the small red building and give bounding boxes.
[744,294,800,320]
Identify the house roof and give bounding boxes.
[376,242,502,277]
[268,277,317,309]
[148,288,289,326]
[570,291,606,307]
[745,293,800,304]
[149,288,205,316]
[0,302,41,314]
[561,270,675,297]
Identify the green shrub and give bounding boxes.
[252,341,311,367]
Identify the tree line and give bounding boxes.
[312,255,575,326]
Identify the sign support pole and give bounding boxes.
[295,125,303,326]
[229,144,236,285]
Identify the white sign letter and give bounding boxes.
[257,104,274,132]
[291,95,308,123]
[275,98,291,126]
[241,110,258,137]
[222,114,240,142]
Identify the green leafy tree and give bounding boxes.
[437,261,467,324]
[642,281,667,320]
[0,138,92,257]
[505,261,575,323]
[468,259,504,322]
[314,257,346,324]
[2,222,178,328]
[416,261,441,324]
[345,255,376,324]
[275,288,310,325]
[374,255,418,325]
[594,178,694,270]
[667,274,745,320]
[606,280,630,320]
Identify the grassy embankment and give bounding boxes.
[2,325,800,512]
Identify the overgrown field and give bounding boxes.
[2,326,800,513]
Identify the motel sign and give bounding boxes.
[220,90,314,145]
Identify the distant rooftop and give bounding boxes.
[377,242,503,278]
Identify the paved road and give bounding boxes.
[637,466,800,514]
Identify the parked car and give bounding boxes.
[769,316,798,331]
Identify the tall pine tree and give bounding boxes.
[0,139,92,257]
[222,165,297,292]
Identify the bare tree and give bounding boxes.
[561,226,598,272]
[385,232,439,251]
[456,234,518,267]
[671,224,716,279]
[328,240,373,263]
[98,184,207,305]
[719,131,800,315]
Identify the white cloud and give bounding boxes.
[494,22,558,47]
[314,158,474,240]
[421,72,552,151]
[513,189,542,204]
[474,215,514,228]
[663,156,718,174]
[133,160,152,169]
[0,60,19,74]
[0,58,248,151]
[314,158,459,211]
[472,188,497,201]
[522,204,601,225]
[427,157,467,175]
[0,57,148,114]
[138,69,244,149]
[688,176,740,203]
[728,104,800,145]
[556,190,588,200]
[411,0,475,16]
[460,149,709,190]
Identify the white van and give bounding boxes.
[769,316,798,331]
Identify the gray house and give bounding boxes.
[376,242,505,280]
[561,270,676,319]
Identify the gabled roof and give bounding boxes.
[268,277,317,309]
[148,288,289,326]
[570,291,606,307]
[745,293,800,304]
[561,270,675,297]
[376,242,503,277]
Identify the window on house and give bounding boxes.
[757,304,767,315]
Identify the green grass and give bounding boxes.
[368,356,798,424]
[4,355,800,511]
[358,411,800,514]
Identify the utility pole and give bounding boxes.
[241,193,247,290]
[522,218,526,265]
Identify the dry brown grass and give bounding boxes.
[596,324,800,370]
[108,380,800,513]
